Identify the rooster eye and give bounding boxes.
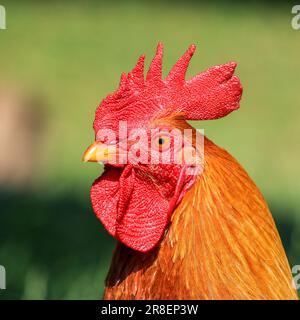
[153,134,170,151]
[158,138,165,145]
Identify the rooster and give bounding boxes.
[83,44,298,300]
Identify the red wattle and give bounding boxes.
[91,166,174,252]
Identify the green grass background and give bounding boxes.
[0,1,299,299]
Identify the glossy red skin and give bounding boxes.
[90,43,243,252]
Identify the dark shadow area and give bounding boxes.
[0,190,115,299]
[106,242,159,288]
[270,204,299,298]
[271,205,295,252]
[270,203,299,265]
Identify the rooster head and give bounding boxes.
[83,43,242,252]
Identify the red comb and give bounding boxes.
[94,43,242,134]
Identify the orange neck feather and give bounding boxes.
[104,136,298,300]
[162,137,297,299]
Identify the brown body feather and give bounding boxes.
[104,137,298,300]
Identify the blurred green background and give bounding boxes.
[0,1,299,299]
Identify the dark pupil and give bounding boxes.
[158,137,165,145]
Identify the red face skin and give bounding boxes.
[90,126,200,252]
[83,43,242,252]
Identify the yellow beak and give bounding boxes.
[82,141,113,162]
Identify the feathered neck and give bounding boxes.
[104,137,297,300]
[160,137,297,299]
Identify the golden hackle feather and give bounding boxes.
[104,122,298,300]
